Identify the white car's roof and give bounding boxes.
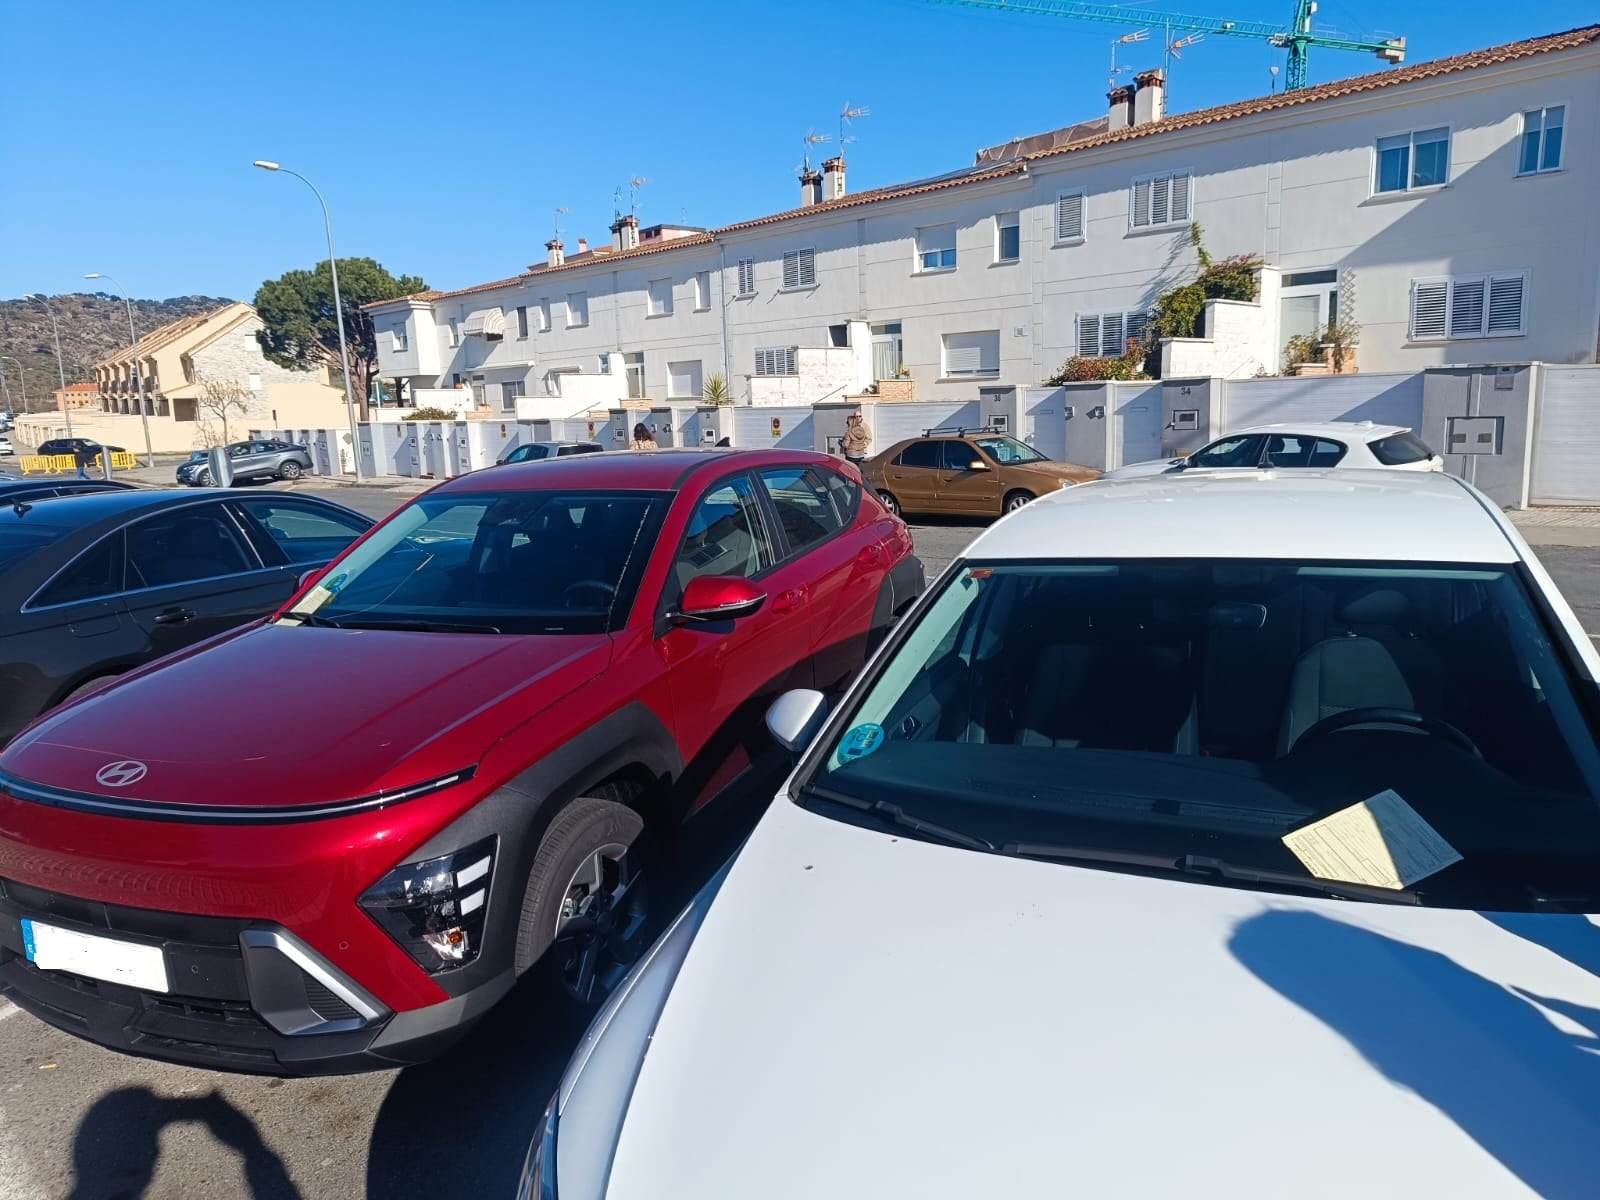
[967,470,1519,564]
[1230,420,1410,440]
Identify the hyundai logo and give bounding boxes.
[95,760,148,788]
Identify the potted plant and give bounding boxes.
[702,374,732,406]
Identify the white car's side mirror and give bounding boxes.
[766,689,828,753]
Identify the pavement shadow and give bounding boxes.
[1229,908,1600,1199]
[364,751,784,1198]
[68,1086,301,1200]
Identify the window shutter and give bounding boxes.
[1056,192,1084,241]
[1150,176,1170,226]
[1171,173,1191,221]
[782,252,799,290]
[1126,311,1149,345]
[1131,179,1151,228]
[1100,312,1126,357]
[945,342,982,375]
[1487,274,1525,334]
[1410,280,1448,340]
[1077,315,1102,357]
[1450,278,1486,337]
[738,259,755,295]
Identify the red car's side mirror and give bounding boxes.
[672,575,767,625]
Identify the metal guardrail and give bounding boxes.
[18,452,138,475]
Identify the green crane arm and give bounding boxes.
[930,0,1405,90]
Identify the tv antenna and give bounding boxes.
[552,205,569,241]
[838,102,869,155]
[1108,28,1149,88]
[1165,27,1203,69]
[628,176,648,219]
[799,128,830,171]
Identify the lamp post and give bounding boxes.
[85,273,156,468]
[26,294,74,441]
[0,355,23,416]
[252,160,364,480]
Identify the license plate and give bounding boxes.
[20,919,170,994]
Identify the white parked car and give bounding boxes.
[1102,420,1440,481]
[520,469,1600,1200]
[0,435,13,456]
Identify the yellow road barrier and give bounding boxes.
[18,451,138,475]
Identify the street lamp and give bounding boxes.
[26,294,75,441]
[252,160,364,480]
[85,273,156,468]
[0,355,24,416]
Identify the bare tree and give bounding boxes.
[198,377,252,445]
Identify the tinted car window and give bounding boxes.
[287,490,669,635]
[504,445,550,463]
[677,476,774,589]
[1369,431,1435,465]
[939,441,981,471]
[33,533,123,607]
[1309,439,1348,468]
[1188,435,1266,469]
[824,469,862,523]
[233,499,369,565]
[760,467,847,555]
[127,507,256,588]
[898,441,942,469]
[557,444,602,457]
[0,521,69,573]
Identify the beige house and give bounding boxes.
[19,302,345,452]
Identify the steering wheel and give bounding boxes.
[1291,707,1482,759]
[562,580,617,608]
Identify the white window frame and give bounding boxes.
[447,317,460,347]
[1517,105,1566,176]
[667,359,703,399]
[994,211,1020,264]
[1128,171,1192,231]
[754,346,798,376]
[1054,190,1086,245]
[647,277,674,317]
[694,270,712,311]
[781,249,816,291]
[1373,126,1451,195]
[940,331,1000,379]
[515,305,529,339]
[389,322,408,352]
[538,299,551,332]
[500,378,525,412]
[915,225,957,274]
[1409,272,1527,341]
[1075,310,1150,358]
[566,291,588,328]
[737,258,756,297]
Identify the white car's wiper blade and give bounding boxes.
[1003,842,1422,905]
[800,784,995,851]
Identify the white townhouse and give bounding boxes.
[368,23,1600,419]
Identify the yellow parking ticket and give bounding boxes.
[1282,789,1462,890]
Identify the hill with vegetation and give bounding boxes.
[0,293,233,413]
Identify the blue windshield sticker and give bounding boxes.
[839,723,885,761]
[323,573,348,594]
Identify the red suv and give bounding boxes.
[0,450,921,1073]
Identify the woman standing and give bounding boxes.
[630,423,659,450]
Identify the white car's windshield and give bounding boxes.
[806,558,1600,910]
[286,489,670,635]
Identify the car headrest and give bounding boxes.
[1341,588,1409,624]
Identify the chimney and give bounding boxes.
[545,238,565,269]
[610,213,640,252]
[577,237,588,255]
[822,156,846,201]
[799,166,823,207]
[1107,84,1135,132]
[1133,69,1167,125]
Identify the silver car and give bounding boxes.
[176,440,313,486]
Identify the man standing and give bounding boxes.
[842,410,871,465]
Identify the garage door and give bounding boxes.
[1223,373,1424,432]
[1110,383,1162,468]
[1531,366,1600,506]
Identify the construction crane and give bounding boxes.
[933,0,1405,91]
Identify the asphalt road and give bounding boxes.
[0,485,1597,1200]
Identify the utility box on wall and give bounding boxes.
[1447,415,1504,456]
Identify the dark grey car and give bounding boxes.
[176,439,315,486]
[0,489,372,744]
[497,440,604,465]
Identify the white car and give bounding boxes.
[520,469,1600,1200]
[1102,420,1440,481]
[0,435,13,456]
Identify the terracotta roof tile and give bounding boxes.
[370,23,1598,308]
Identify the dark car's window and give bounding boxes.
[1264,435,1348,468]
[939,441,982,471]
[808,559,1600,912]
[252,441,278,454]
[759,467,847,555]
[824,469,862,523]
[897,440,942,469]
[1189,434,1267,469]
[675,476,774,592]
[287,489,669,635]
[33,533,123,607]
[126,506,257,588]
[0,520,69,573]
[231,498,369,565]
[1369,431,1435,466]
[972,435,1046,465]
[558,444,602,456]
[504,445,548,463]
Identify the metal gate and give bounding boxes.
[1221,372,1425,431]
[1109,383,1163,468]
[1531,366,1600,506]
[1019,388,1067,461]
[733,406,813,450]
[870,402,982,448]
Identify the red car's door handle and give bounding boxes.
[772,585,808,613]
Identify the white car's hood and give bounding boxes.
[1099,457,1185,481]
[605,798,1600,1199]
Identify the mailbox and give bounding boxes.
[1447,415,1503,456]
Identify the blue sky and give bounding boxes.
[2,0,1593,302]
